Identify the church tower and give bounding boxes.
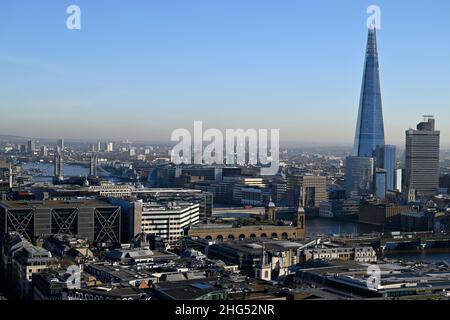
[265,198,276,223]
[295,206,305,239]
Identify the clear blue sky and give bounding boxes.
[0,0,449,146]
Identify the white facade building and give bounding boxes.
[141,202,200,244]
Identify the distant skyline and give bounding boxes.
[1,1,449,146]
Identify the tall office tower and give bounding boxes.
[106,142,113,152]
[404,116,440,199]
[54,153,62,180]
[383,145,396,191]
[375,169,387,200]
[57,139,64,152]
[396,169,403,192]
[8,161,13,189]
[345,156,374,197]
[40,145,48,157]
[89,153,98,177]
[375,144,396,191]
[27,140,36,155]
[352,27,385,157]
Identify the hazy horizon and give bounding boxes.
[1,0,449,146]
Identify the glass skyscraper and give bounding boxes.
[352,27,385,157]
[345,156,374,197]
[375,144,396,191]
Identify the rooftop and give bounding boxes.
[0,199,115,209]
[154,277,223,300]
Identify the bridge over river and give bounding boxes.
[330,232,450,252]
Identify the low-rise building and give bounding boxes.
[301,246,377,263]
[9,236,56,299]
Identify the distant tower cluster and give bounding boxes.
[27,140,36,156]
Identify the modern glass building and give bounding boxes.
[375,144,396,191]
[384,145,396,191]
[345,156,374,197]
[375,169,387,199]
[352,27,385,157]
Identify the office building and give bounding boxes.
[40,145,48,157]
[88,184,133,197]
[132,188,213,219]
[140,201,200,245]
[352,27,385,158]
[209,176,267,205]
[319,200,344,219]
[180,166,222,181]
[286,175,327,208]
[1,232,55,299]
[107,198,143,243]
[396,169,402,192]
[375,169,387,200]
[106,142,114,152]
[270,178,287,205]
[375,144,396,191]
[358,203,416,227]
[89,154,98,177]
[241,186,271,206]
[57,139,64,153]
[0,199,121,244]
[400,211,433,232]
[27,140,36,156]
[404,116,440,198]
[54,153,63,182]
[383,145,396,191]
[344,156,374,197]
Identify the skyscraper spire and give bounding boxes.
[352,27,385,157]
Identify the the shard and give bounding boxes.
[352,27,385,157]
